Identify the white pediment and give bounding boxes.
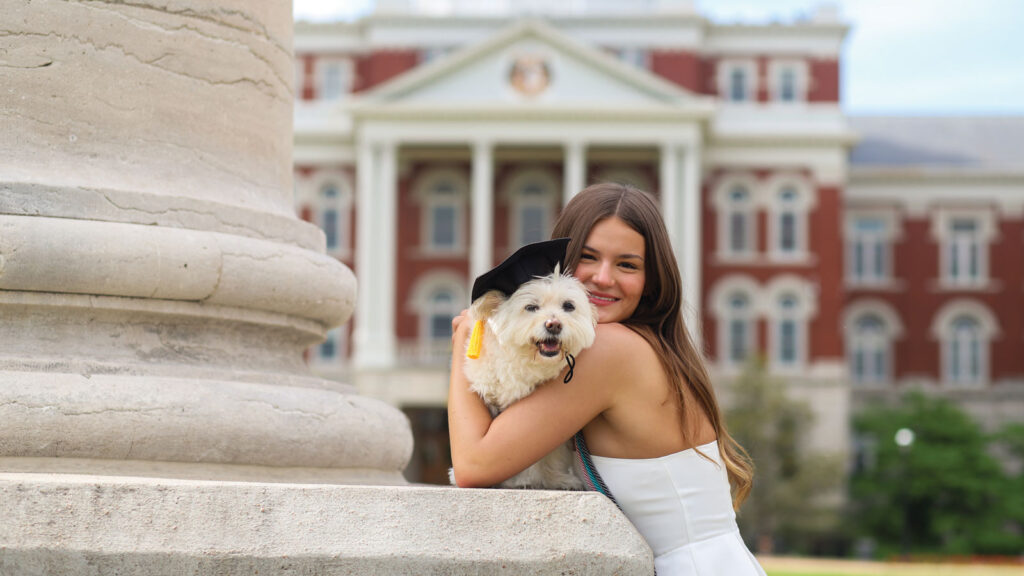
[361,19,700,110]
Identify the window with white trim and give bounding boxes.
[722,185,756,256]
[729,67,748,101]
[512,181,554,248]
[711,276,761,370]
[932,300,997,387]
[317,58,353,101]
[849,314,889,385]
[776,187,799,255]
[424,288,459,344]
[774,294,801,367]
[932,210,995,289]
[505,169,558,250]
[318,182,349,254]
[718,60,757,103]
[768,180,813,260]
[848,216,889,284]
[947,218,982,284]
[724,292,755,367]
[421,176,465,253]
[945,315,984,386]
[768,60,808,103]
[779,67,797,102]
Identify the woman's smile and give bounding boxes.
[573,216,646,324]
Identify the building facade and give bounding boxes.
[292,1,1024,483]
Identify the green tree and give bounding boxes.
[849,392,1022,557]
[726,358,845,554]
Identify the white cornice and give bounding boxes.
[351,102,714,122]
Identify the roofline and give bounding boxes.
[359,18,706,104]
[851,167,1024,183]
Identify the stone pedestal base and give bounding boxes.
[0,474,654,575]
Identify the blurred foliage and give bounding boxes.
[849,392,1024,557]
[726,358,845,555]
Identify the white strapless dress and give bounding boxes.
[589,440,766,576]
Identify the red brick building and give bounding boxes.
[292,2,1023,482]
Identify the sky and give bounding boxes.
[292,0,1024,116]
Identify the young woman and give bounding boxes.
[448,182,765,575]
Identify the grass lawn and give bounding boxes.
[760,556,1024,576]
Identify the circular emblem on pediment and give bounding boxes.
[509,54,551,97]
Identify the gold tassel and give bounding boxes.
[466,320,484,359]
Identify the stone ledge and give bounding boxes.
[0,474,654,575]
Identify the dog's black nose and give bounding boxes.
[545,319,562,335]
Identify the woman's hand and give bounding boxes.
[451,308,470,343]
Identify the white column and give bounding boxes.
[659,142,680,248]
[470,140,494,282]
[354,140,376,369]
[681,144,703,345]
[563,140,585,205]
[378,141,399,365]
[354,140,398,369]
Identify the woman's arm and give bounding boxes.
[447,321,633,488]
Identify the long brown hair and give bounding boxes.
[552,182,754,509]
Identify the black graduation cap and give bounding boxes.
[470,238,571,302]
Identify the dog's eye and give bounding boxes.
[525,304,539,312]
[562,301,575,312]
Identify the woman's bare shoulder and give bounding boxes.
[583,323,657,367]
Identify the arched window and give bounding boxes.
[710,275,761,370]
[505,169,558,250]
[931,299,998,387]
[306,175,353,258]
[714,179,757,260]
[947,315,983,386]
[776,187,799,254]
[765,276,815,373]
[425,288,458,343]
[725,292,755,366]
[416,169,468,254]
[767,177,814,260]
[850,314,888,385]
[775,294,800,367]
[514,181,551,247]
[406,272,467,365]
[320,183,342,251]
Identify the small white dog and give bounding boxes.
[458,268,597,490]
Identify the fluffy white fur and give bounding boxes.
[456,270,597,490]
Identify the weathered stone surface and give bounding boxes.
[0,0,296,217]
[0,372,412,477]
[0,474,654,575]
[0,214,355,325]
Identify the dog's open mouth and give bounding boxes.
[536,337,562,358]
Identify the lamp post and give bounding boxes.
[895,427,915,560]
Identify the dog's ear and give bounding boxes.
[470,290,506,320]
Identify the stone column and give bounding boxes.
[470,140,494,280]
[563,140,586,205]
[0,0,410,484]
[0,3,654,572]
